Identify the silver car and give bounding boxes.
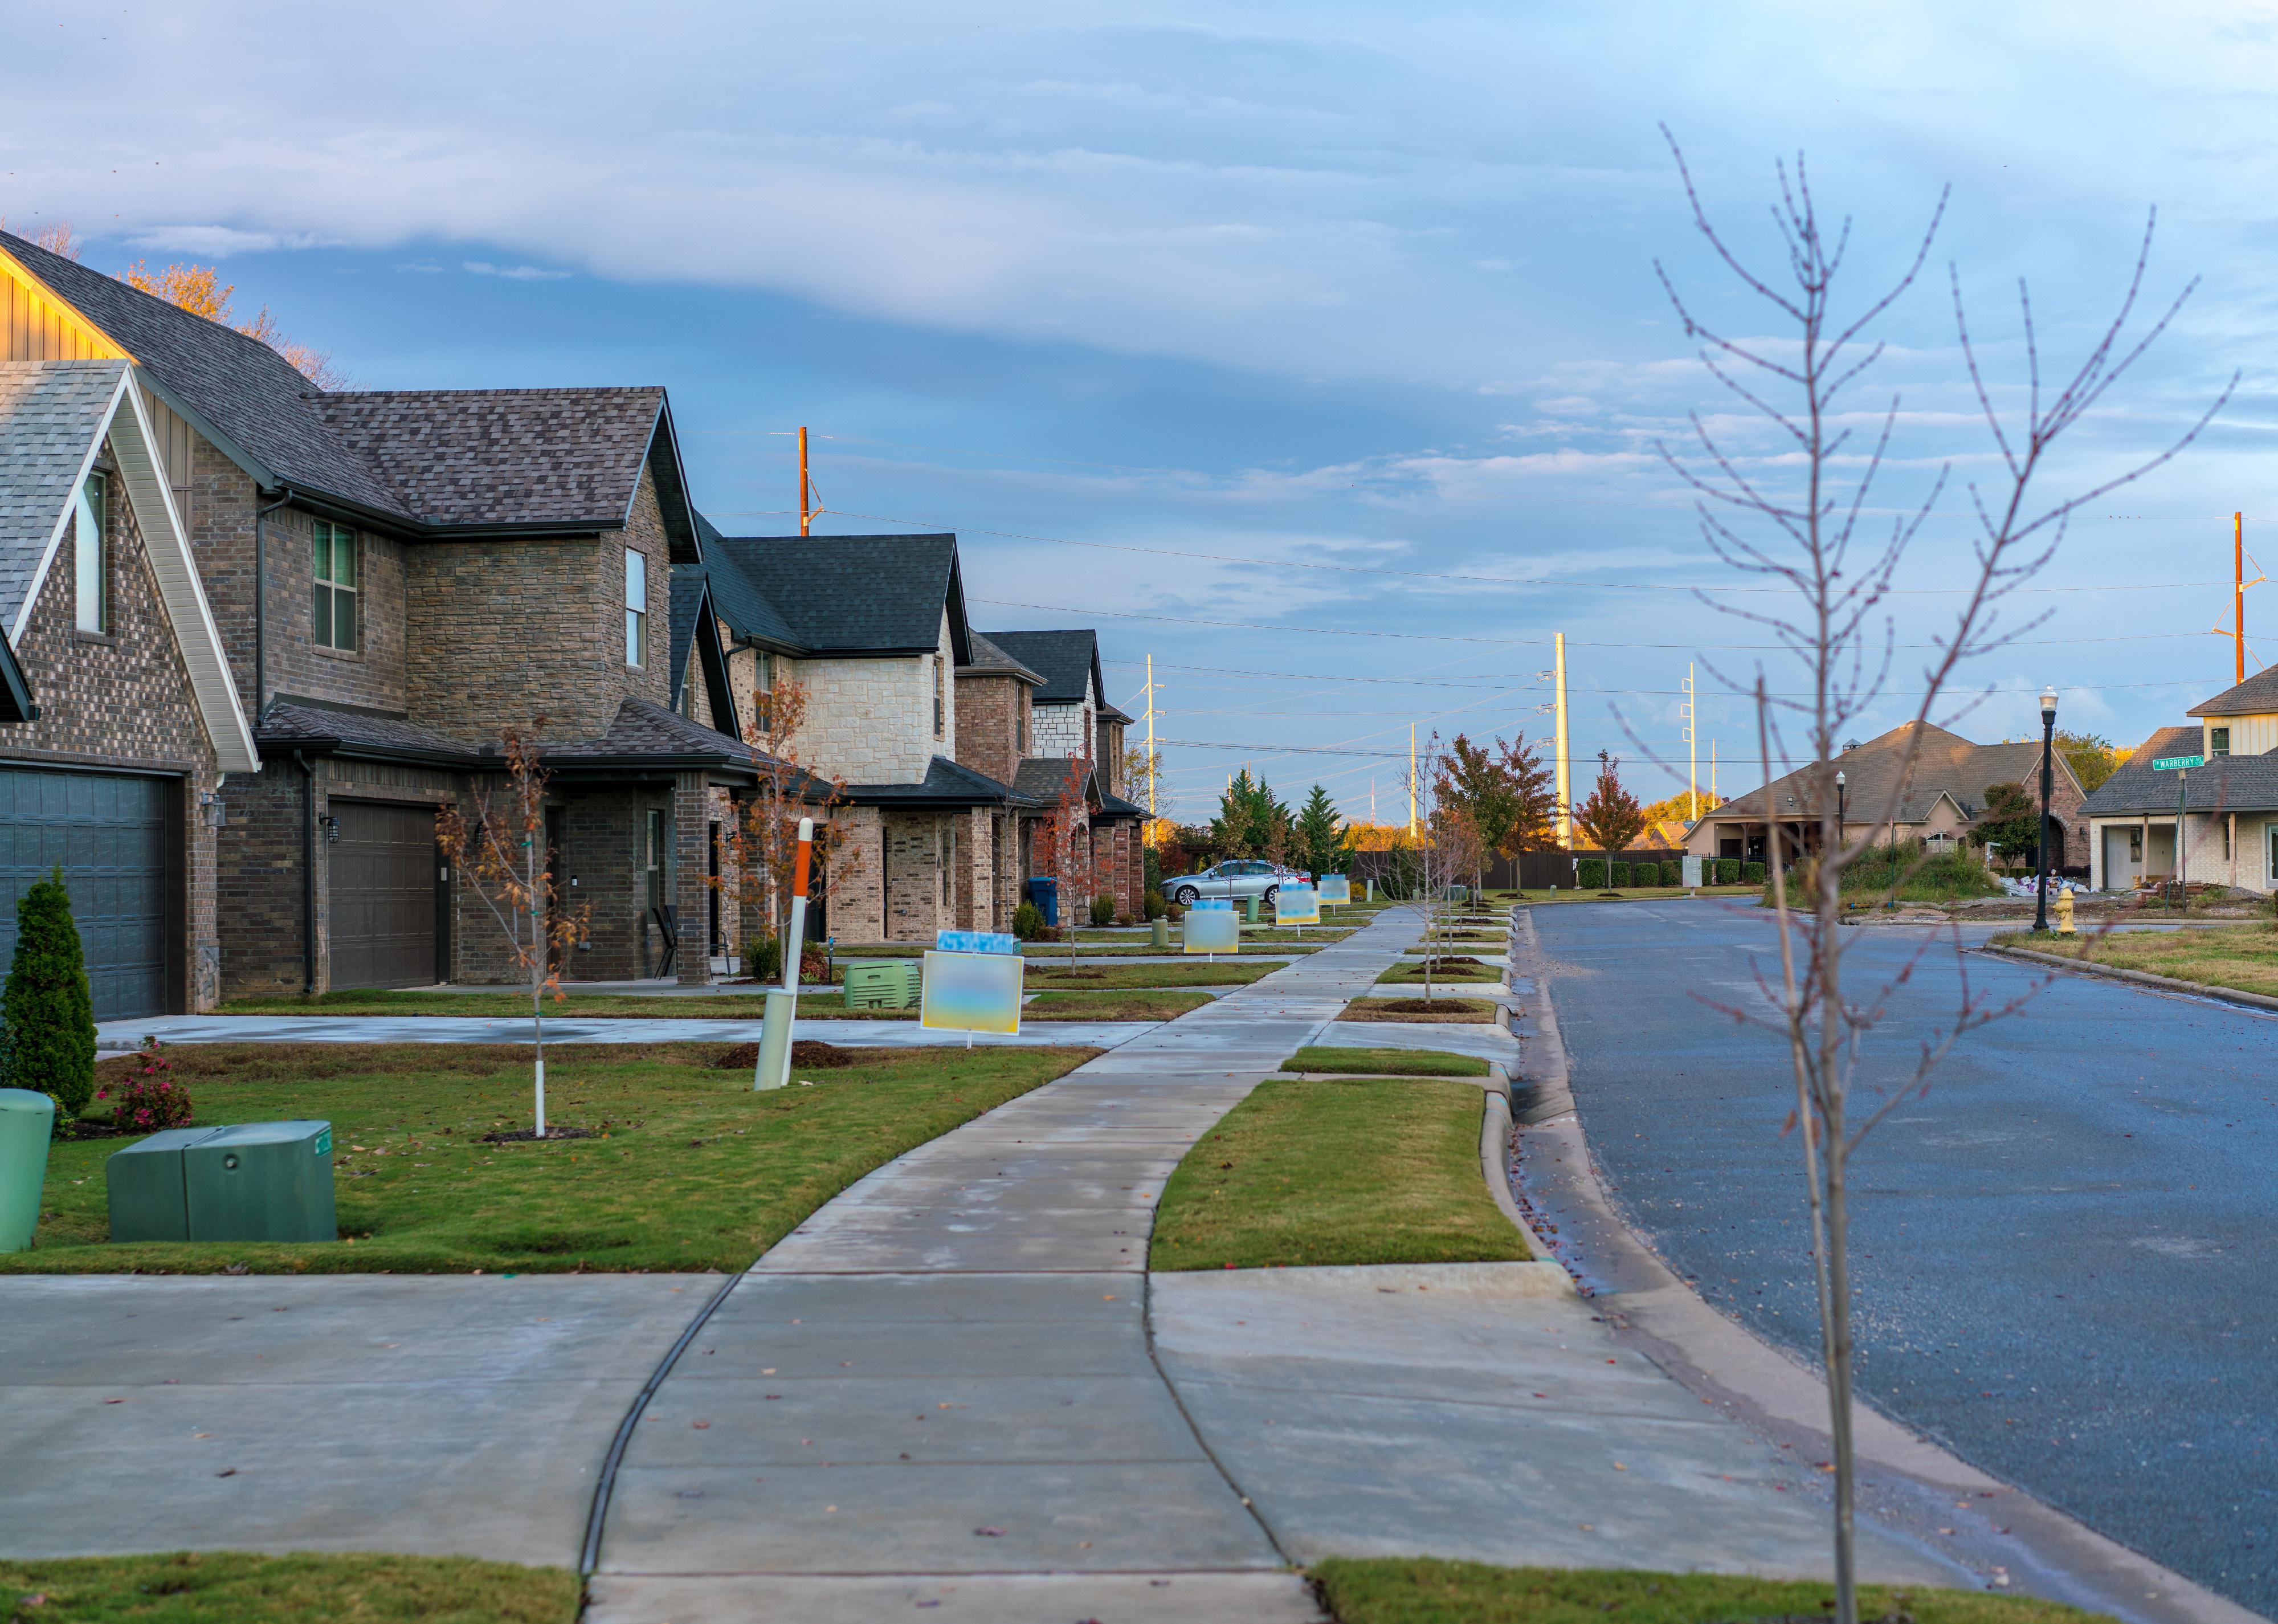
[1167,859,1284,907]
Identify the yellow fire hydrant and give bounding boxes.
[2055,884,2076,935]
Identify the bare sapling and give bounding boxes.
[717,676,854,985]
[1044,758,1095,968]
[436,725,591,1139]
[1655,129,2230,1623]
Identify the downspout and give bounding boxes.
[253,488,293,724]
[295,749,317,994]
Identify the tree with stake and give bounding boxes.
[1434,734,1518,900]
[1655,128,2228,1624]
[1043,757,1096,968]
[1573,752,1646,890]
[717,676,855,985]
[436,726,592,1139]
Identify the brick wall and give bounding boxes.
[826,805,884,940]
[405,464,672,744]
[4,444,224,1009]
[883,810,953,941]
[954,671,1024,787]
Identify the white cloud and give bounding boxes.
[126,225,337,255]
[463,260,571,281]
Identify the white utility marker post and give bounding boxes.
[754,817,815,1091]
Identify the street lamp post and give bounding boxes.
[1836,770,1847,913]
[2035,687,2058,933]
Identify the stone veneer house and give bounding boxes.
[1,228,764,995]
[1684,720,2088,870]
[0,358,258,1017]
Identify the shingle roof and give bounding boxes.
[961,630,1043,684]
[2187,670,2278,717]
[1097,790,1149,820]
[700,529,969,658]
[312,388,663,529]
[1699,721,2078,826]
[575,696,752,761]
[2081,748,2278,816]
[982,630,1100,704]
[0,360,124,632]
[2125,725,2202,766]
[1014,756,1096,805]
[844,755,1032,807]
[258,699,482,763]
[2,231,409,517]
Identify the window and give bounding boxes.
[933,656,946,738]
[312,520,358,650]
[753,649,773,731]
[626,548,648,667]
[74,472,107,635]
[2211,727,2231,756]
[1015,696,1027,752]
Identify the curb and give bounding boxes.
[1983,942,2278,1016]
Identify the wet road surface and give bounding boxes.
[1533,899,2278,1617]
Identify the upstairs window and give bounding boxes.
[626,549,648,668]
[74,472,108,635]
[312,520,358,650]
[2211,727,2231,756]
[753,648,774,732]
[933,656,945,738]
[1016,695,1027,752]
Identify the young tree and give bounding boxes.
[1656,131,2226,1623]
[1,218,79,260]
[1434,735,1518,898]
[717,676,855,984]
[118,259,346,388]
[436,726,591,1138]
[1040,757,1096,966]
[2,872,95,1120]
[1572,752,1646,884]
[1969,781,2042,864]
[1497,734,1561,858]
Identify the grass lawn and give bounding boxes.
[1024,961,1274,989]
[842,941,1322,958]
[1152,1078,1525,1270]
[1990,923,2278,998]
[1311,1560,2109,1624]
[1023,989,1210,1019]
[0,1552,576,1623]
[1338,996,1500,1023]
[1281,1046,1488,1076]
[9,1041,1093,1275]
[1376,961,1503,985]
[1513,885,1763,904]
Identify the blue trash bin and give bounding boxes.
[1024,875,1060,927]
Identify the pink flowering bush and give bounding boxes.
[95,1035,193,1132]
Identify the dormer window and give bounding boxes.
[2211,727,2231,756]
[625,548,648,668]
[313,520,357,650]
[74,472,108,635]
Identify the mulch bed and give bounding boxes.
[713,1039,859,1071]
[1338,997,1499,1025]
[480,1125,597,1143]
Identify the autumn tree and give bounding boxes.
[435,725,591,1139]
[2056,730,2117,793]
[1498,733,1561,855]
[1433,735,1516,898]
[1,219,79,260]
[1571,752,1646,880]
[1039,757,1096,964]
[119,258,346,389]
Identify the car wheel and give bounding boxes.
[1263,885,1279,904]
[1173,886,1200,906]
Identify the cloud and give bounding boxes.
[462,260,570,280]
[126,225,337,255]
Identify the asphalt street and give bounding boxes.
[1533,900,2277,1618]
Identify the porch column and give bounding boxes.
[673,770,713,985]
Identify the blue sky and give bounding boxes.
[5,1,2273,820]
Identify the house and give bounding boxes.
[1683,721,2088,868]
[2,228,758,995]
[0,359,256,1017]
[2079,678,2278,891]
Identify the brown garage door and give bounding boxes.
[330,800,439,989]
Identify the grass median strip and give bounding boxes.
[1311,1559,2105,1624]
[1023,989,1210,1019]
[1024,961,1274,989]
[1152,1078,1525,1270]
[1338,996,1500,1024]
[1377,960,1503,985]
[0,1551,579,1622]
[9,1041,1093,1276]
[1990,923,2278,998]
[1281,1046,1488,1077]
[217,986,1206,1022]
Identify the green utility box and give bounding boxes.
[108,1120,336,1245]
[842,960,921,1010]
[0,1087,57,1252]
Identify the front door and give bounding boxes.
[330,801,439,990]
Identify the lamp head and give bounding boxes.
[1836,770,1846,789]
[2040,687,2058,721]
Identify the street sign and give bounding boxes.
[2153,754,2204,771]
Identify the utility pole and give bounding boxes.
[1554,633,1571,846]
[2211,512,2262,682]
[1143,654,1158,819]
[1407,725,1418,838]
[1682,660,1698,822]
[1711,739,1718,803]
[798,427,826,536]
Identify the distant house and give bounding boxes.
[2079,668,2278,891]
[1683,721,2087,868]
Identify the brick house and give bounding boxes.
[1683,720,2088,871]
[978,629,1148,917]
[0,359,258,1017]
[2,229,764,994]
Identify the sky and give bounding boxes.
[5,1,2275,822]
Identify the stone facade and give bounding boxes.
[3,440,225,1010]
[1032,690,1093,757]
[405,465,672,744]
[798,608,961,784]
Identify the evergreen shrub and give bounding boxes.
[1661,860,1683,886]
[1715,858,1741,884]
[1013,901,1045,941]
[1742,862,1767,884]
[2,871,95,1120]
[1575,859,1606,889]
[1608,862,1632,887]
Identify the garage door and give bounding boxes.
[330,801,440,990]
[0,768,175,1022]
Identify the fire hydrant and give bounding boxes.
[2055,884,2077,935]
